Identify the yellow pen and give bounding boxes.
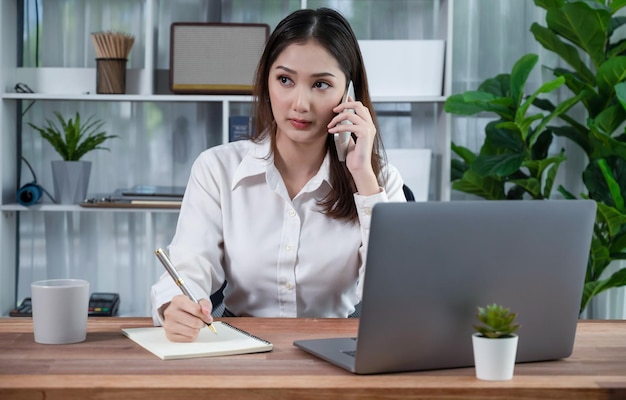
[155,248,218,335]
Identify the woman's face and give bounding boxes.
[268,40,347,147]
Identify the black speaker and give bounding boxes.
[169,22,269,94]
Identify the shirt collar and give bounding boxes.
[231,138,333,193]
[231,139,273,191]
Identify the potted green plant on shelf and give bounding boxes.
[472,303,520,381]
[28,111,118,204]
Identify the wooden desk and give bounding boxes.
[0,318,625,399]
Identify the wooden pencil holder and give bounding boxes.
[96,58,127,94]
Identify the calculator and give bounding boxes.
[88,292,120,316]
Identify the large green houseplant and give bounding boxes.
[444,53,580,201]
[446,0,626,316]
[28,111,117,204]
[529,0,626,315]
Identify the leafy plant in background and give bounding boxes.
[444,52,580,200]
[529,0,626,314]
[28,111,117,161]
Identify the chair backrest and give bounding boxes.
[402,184,415,202]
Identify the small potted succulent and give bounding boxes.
[472,303,520,381]
[28,111,117,204]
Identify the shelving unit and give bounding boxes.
[0,0,453,316]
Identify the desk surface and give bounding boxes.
[0,317,625,400]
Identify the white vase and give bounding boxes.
[51,160,92,204]
[472,333,518,381]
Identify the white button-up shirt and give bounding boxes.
[151,138,406,323]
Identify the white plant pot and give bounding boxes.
[51,160,92,204]
[472,333,518,381]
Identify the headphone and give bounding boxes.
[17,157,55,206]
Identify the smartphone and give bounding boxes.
[334,80,356,162]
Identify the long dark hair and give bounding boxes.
[251,7,385,222]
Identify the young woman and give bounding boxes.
[151,7,406,342]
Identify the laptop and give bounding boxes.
[293,200,597,374]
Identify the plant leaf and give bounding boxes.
[451,170,505,200]
[510,53,538,108]
[451,142,477,164]
[530,22,596,84]
[473,153,526,178]
[444,94,490,116]
[598,158,625,212]
[28,112,117,161]
[596,56,626,100]
[509,177,541,198]
[545,2,610,69]
[581,267,626,314]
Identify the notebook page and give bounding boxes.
[122,321,273,360]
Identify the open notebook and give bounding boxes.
[122,321,273,360]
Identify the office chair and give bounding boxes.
[210,282,227,317]
[402,184,415,202]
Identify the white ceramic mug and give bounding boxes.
[31,279,90,344]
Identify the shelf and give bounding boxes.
[0,204,180,213]
[0,0,453,318]
[2,93,253,102]
[2,92,447,103]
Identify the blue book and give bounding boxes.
[229,116,251,142]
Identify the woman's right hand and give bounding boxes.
[161,294,213,342]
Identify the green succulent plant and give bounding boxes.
[28,111,118,161]
[473,304,520,339]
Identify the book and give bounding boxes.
[80,200,181,209]
[122,321,273,360]
[129,199,182,208]
[81,185,185,209]
[229,115,251,142]
[115,185,185,201]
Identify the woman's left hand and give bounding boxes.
[327,99,380,195]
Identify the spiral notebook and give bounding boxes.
[122,321,273,360]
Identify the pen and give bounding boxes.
[155,248,218,335]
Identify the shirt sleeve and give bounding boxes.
[151,151,227,325]
[353,162,407,299]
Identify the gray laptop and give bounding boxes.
[293,200,596,374]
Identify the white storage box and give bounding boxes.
[359,40,445,98]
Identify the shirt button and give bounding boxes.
[285,282,293,290]
[363,207,372,215]
[285,244,292,251]
[289,209,296,217]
